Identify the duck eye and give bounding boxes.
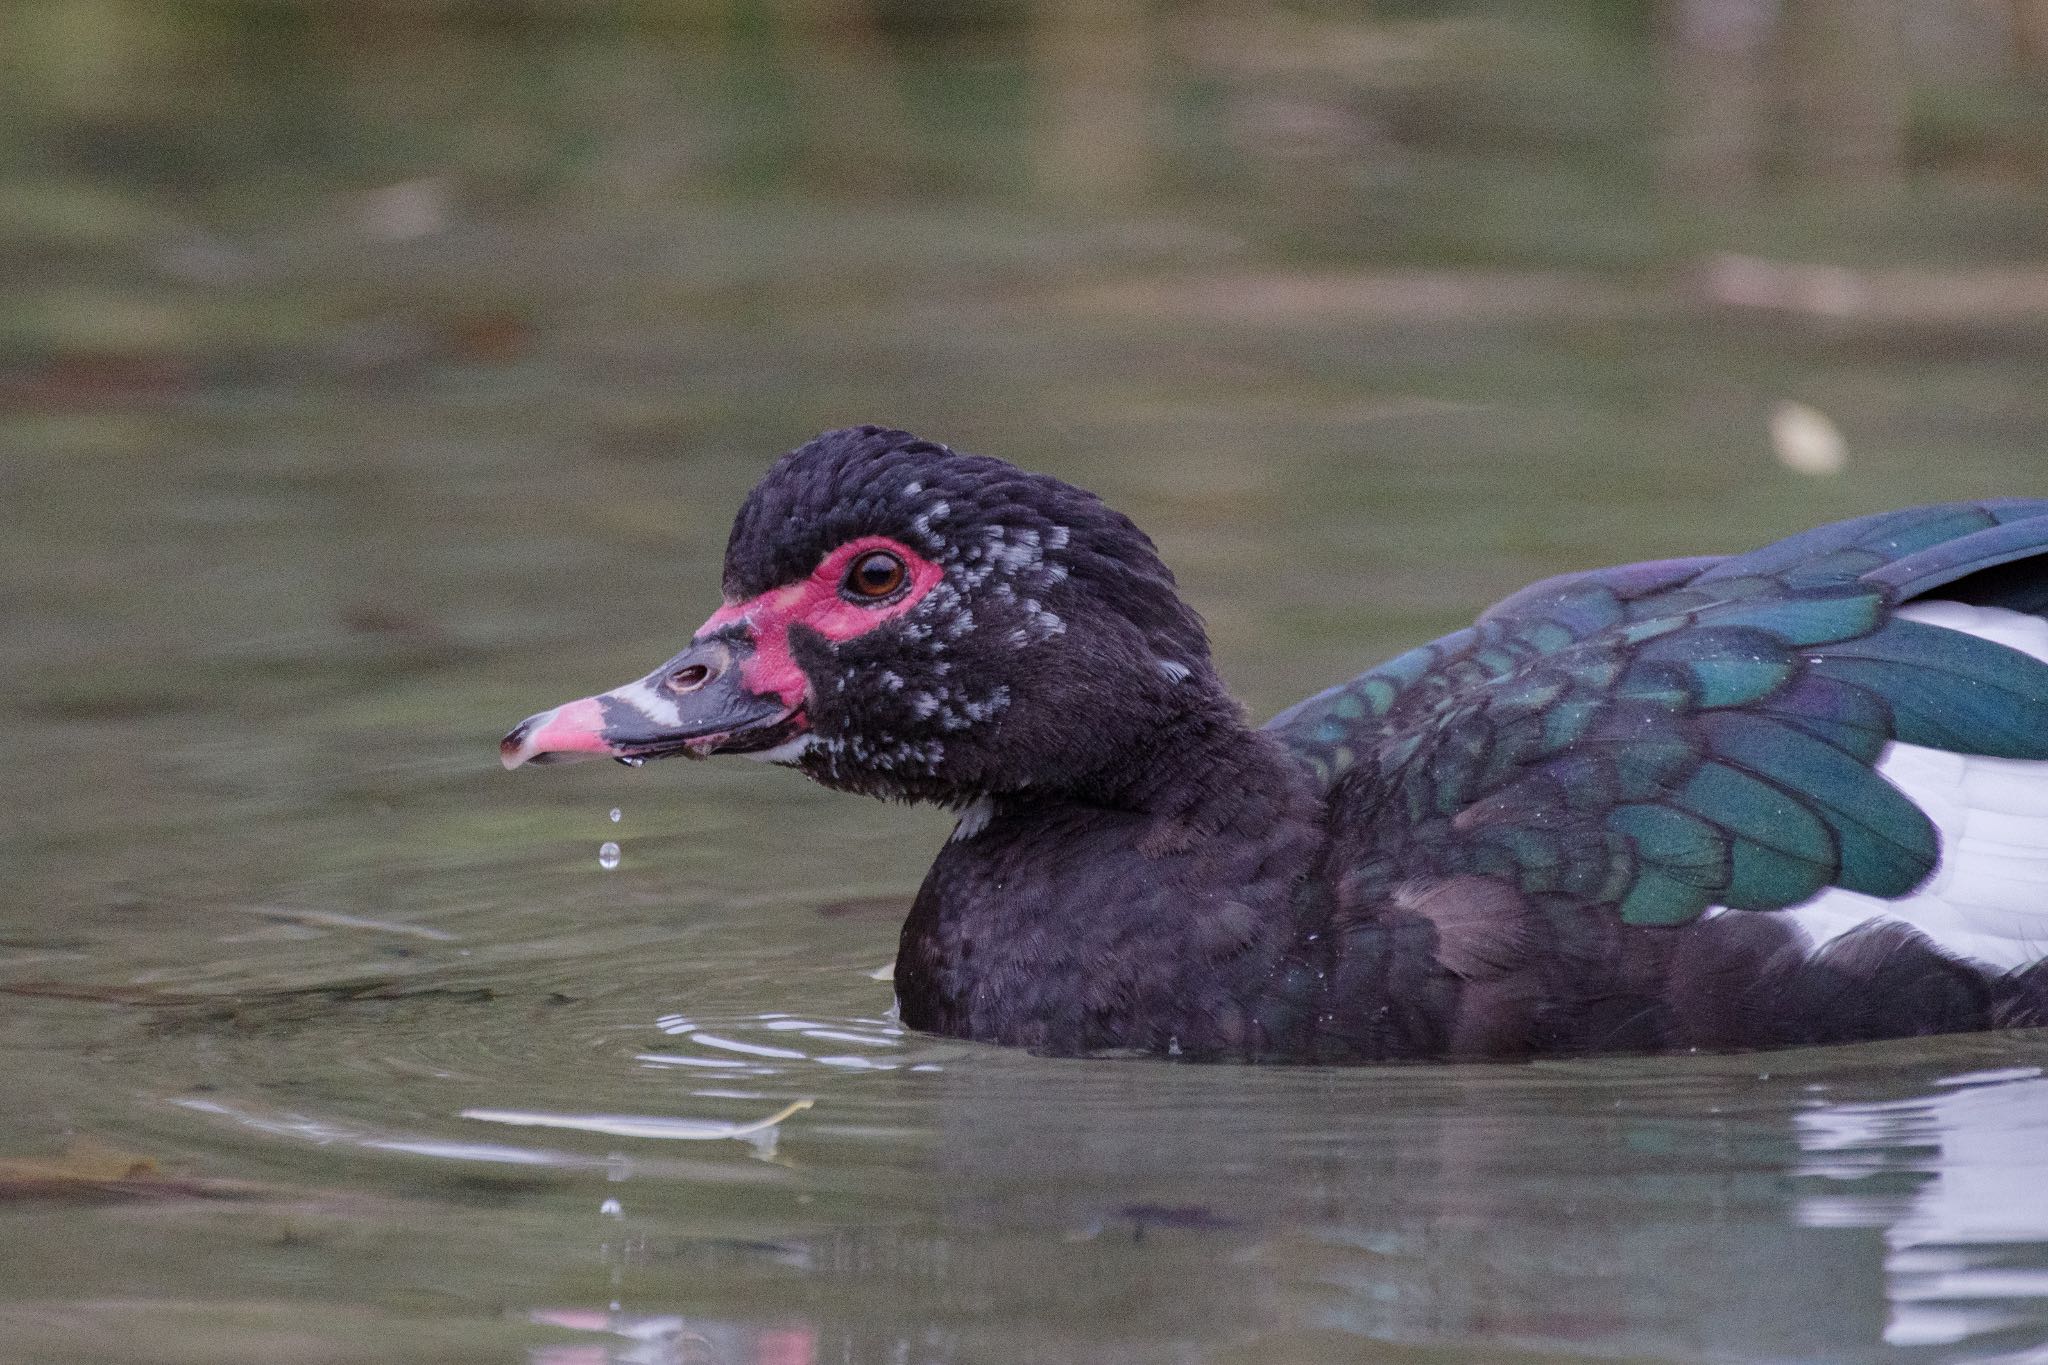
[843,550,907,601]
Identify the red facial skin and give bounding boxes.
[497,536,945,770]
[700,536,945,713]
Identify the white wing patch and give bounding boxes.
[1738,601,2048,971]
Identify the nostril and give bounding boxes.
[668,664,712,692]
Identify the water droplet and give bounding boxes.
[599,1197,623,1217]
[614,755,644,768]
[608,807,622,823]
[598,841,621,870]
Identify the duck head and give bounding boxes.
[501,425,1225,805]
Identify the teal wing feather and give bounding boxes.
[1268,501,2048,929]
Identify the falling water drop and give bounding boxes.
[608,808,622,823]
[614,755,645,769]
[598,841,621,871]
[599,1197,623,1217]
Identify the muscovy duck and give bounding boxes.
[503,426,2048,1062]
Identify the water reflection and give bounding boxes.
[34,985,2048,1360]
[643,1012,928,1079]
[498,1044,2048,1362]
[462,1098,813,1157]
[529,1310,815,1365]
[1800,1068,2048,1351]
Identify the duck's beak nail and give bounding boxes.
[499,698,611,770]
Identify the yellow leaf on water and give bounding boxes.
[0,1136,158,1187]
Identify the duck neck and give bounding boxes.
[1055,687,1276,816]
[897,699,1330,1057]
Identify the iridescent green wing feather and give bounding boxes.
[1267,501,2048,927]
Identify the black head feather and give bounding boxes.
[723,426,1232,805]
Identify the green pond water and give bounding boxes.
[7,5,2048,1361]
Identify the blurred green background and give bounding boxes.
[6,4,2048,1363]
[8,0,2048,707]
[10,0,2048,714]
